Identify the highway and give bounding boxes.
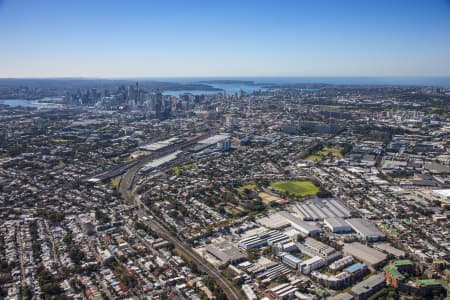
[116,133,242,300]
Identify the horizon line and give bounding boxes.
[1,75,450,80]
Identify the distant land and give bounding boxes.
[1,76,450,100]
[1,76,450,88]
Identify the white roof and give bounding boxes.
[433,189,450,198]
[142,151,182,169]
[198,134,230,145]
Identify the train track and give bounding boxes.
[116,133,242,300]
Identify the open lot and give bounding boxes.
[258,192,282,204]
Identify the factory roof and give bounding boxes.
[198,134,230,145]
[141,151,182,171]
[325,217,352,229]
[373,243,405,258]
[343,243,387,266]
[139,137,179,151]
[293,199,351,221]
[327,292,354,300]
[257,213,290,229]
[345,262,366,273]
[350,273,385,296]
[278,211,321,234]
[205,241,246,264]
[345,218,385,239]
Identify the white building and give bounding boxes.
[299,256,325,274]
[280,252,302,269]
[324,217,353,233]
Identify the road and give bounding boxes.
[16,222,27,289]
[117,133,242,300]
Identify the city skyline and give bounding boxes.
[1,0,450,78]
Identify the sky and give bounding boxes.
[1,0,450,78]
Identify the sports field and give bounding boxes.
[270,180,319,197]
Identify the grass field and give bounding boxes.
[236,183,258,195]
[270,180,319,197]
[306,145,344,161]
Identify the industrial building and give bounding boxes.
[272,241,298,256]
[327,292,354,300]
[278,211,322,235]
[279,252,302,269]
[329,256,354,271]
[373,243,406,258]
[311,271,352,290]
[298,237,342,264]
[139,151,182,174]
[292,198,351,221]
[257,212,291,229]
[345,218,385,242]
[237,230,289,249]
[268,283,298,300]
[299,256,325,274]
[241,284,257,300]
[205,241,246,267]
[239,260,292,281]
[191,134,231,152]
[324,217,353,233]
[345,263,368,278]
[343,243,387,270]
[350,273,385,300]
[312,263,367,290]
[139,137,179,152]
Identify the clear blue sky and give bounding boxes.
[1,0,450,78]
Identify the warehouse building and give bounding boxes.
[292,199,351,221]
[139,137,179,152]
[311,271,352,290]
[299,256,325,274]
[327,292,354,300]
[272,241,298,256]
[343,243,387,270]
[237,230,289,249]
[139,151,182,174]
[279,252,302,269]
[329,256,354,271]
[241,284,257,300]
[373,243,406,258]
[299,237,342,264]
[205,241,246,267]
[350,273,385,300]
[345,218,385,242]
[324,217,353,233]
[268,283,298,300]
[278,211,322,235]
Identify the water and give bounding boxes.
[160,76,450,96]
[162,89,220,97]
[0,98,61,108]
